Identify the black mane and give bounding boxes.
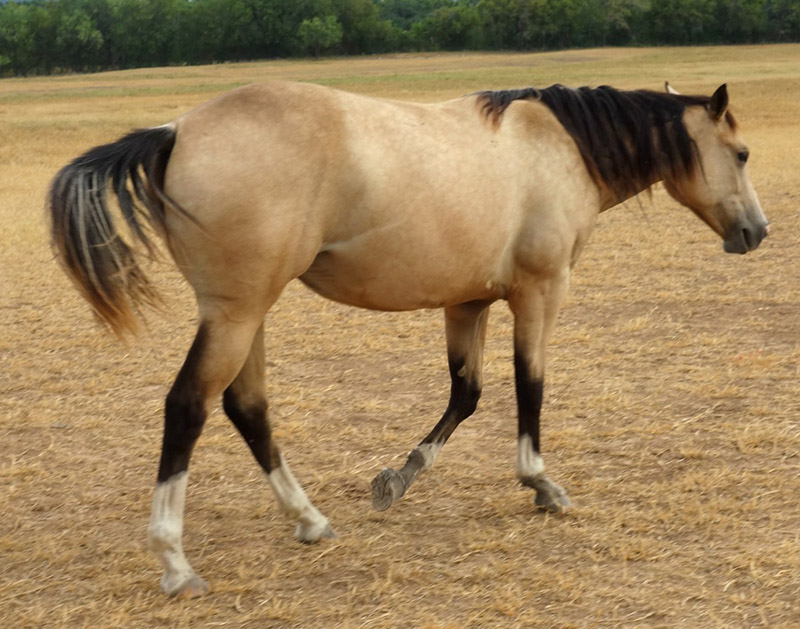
[476,84,734,202]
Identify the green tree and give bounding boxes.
[517,0,556,50]
[106,0,187,68]
[239,0,289,56]
[709,0,766,42]
[601,0,648,45]
[418,3,484,50]
[767,0,800,40]
[2,0,800,77]
[645,0,715,44]
[334,0,397,53]
[378,0,451,30]
[53,4,104,71]
[298,14,343,56]
[478,0,519,49]
[79,0,117,67]
[0,2,39,75]
[181,0,262,63]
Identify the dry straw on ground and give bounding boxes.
[1,47,799,627]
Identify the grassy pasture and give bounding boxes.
[2,46,800,627]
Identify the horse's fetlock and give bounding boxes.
[407,447,429,471]
[148,521,182,551]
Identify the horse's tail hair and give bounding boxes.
[48,125,178,337]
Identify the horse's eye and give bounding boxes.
[737,149,749,164]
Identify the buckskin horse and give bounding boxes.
[48,80,768,596]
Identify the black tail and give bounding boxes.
[48,125,177,336]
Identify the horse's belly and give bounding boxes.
[299,249,503,311]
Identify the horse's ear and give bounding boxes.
[665,81,680,95]
[708,84,728,120]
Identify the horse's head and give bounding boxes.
[663,84,768,254]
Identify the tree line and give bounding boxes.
[1,0,799,76]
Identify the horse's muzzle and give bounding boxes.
[723,219,769,254]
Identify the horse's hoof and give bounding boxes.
[296,521,337,544]
[371,468,405,511]
[167,574,209,599]
[533,478,572,513]
[522,474,572,513]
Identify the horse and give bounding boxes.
[48,79,768,597]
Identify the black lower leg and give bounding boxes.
[514,348,543,452]
[513,347,571,511]
[221,323,278,474]
[372,355,482,511]
[222,389,279,473]
[372,303,489,511]
[420,354,482,446]
[157,325,209,483]
[396,355,482,485]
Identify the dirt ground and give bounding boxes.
[2,47,799,627]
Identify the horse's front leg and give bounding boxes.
[371,300,491,510]
[509,270,572,512]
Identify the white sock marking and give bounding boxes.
[147,472,196,594]
[516,434,545,478]
[269,455,330,541]
[414,443,441,471]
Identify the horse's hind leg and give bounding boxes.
[372,301,490,511]
[222,323,334,542]
[147,312,263,597]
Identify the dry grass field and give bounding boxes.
[2,46,799,627]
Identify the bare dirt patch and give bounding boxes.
[2,47,799,627]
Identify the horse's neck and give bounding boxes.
[597,133,668,212]
[598,175,661,212]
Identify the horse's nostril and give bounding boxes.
[742,224,767,251]
[743,228,754,250]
